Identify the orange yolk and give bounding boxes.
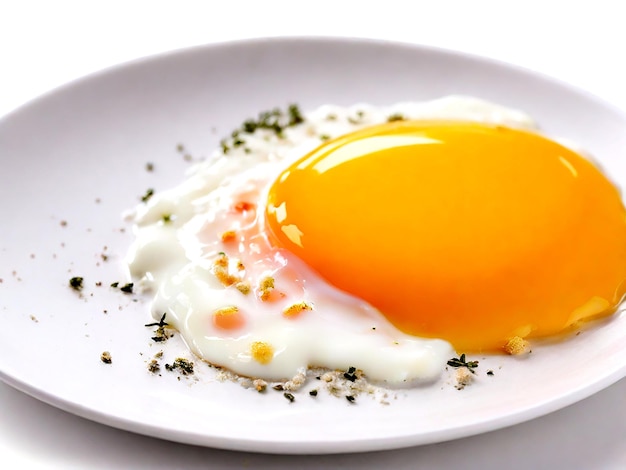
[264,121,626,352]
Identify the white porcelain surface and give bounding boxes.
[1,36,625,457]
[0,1,626,468]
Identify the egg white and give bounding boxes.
[127,96,539,385]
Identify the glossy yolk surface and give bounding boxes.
[264,121,626,352]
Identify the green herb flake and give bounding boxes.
[145,313,169,328]
[387,113,406,122]
[487,369,494,376]
[287,104,304,126]
[346,395,356,403]
[235,104,306,143]
[145,162,154,172]
[120,283,134,294]
[165,358,194,375]
[242,119,257,133]
[162,214,173,224]
[348,110,366,125]
[146,313,171,343]
[141,188,155,203]
[110,282,119,288]
[447,353,479,374]
[284,392,295,403]
[69,276,84,291]
[309,389,318,397]
[319,134,331,141]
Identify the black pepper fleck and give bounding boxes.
[69,276,84,291]
[120,283,134,294]
[343,366,357,382]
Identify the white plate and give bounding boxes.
[1,37,625,455]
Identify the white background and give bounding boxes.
[1,1,626,468]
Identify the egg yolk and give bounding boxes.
[264,121,626,352]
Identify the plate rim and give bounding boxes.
[1,35,625,454]
[3,35,626,124]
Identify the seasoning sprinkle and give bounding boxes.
[141,188,154,203]
[100,351,112,364]
[145,313,169,328]
[253,379,267,392]
[224,104,306,155]
[165,358,194,375]
[387,113,406,122]
[146,313,171,343]
[447,353,479,374]
[69,276,84,291]
[120,283,134,294]
[343,366,358,382]
[147,359,160,373]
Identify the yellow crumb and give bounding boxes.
[220,230,237,242]
[504,336,530,355]
[283,301,313,318]
[283,372,307,391]
[213,254,240,286]
[214,253,228,268]
[235,281,251,295]
[236,260,245,271]
[455,367,473,390]
[214,305,239,316]
[320,372,334,382]
[253,379,267,392]
[214,269,239,287]
[258,276,275,301]
[250,341,274,364]
[259,276,274,290]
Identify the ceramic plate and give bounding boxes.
[1,37,625,454]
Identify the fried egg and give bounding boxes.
[127,96,626,385]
